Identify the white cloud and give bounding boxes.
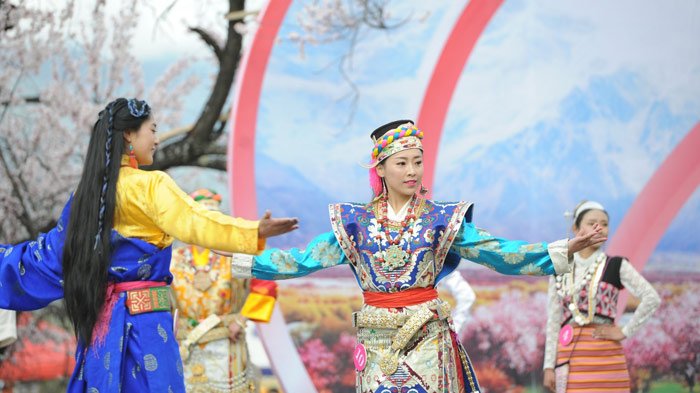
[438,0,700,194]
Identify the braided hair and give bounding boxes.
[63,98,151,345]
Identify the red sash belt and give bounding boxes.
[363,287,438,308]
[112,280,166,293]
[93,281,168,346]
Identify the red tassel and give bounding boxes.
[128,145,138,168]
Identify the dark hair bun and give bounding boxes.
[370,119,414,142]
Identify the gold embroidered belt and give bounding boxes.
[352,301,451,329]
[353,302,452,375]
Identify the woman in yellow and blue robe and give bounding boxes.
[0,98,295,393]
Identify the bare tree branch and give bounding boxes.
[150,0,245,172]
[159,112,228,144]
[0,142,36,235]
[224,9,258,21]
[195,154,226,170]
[203,143,227,156]
[287,0,413,127]
[0,96,40,106]
[151,0,180,38]
[188,26,223,63]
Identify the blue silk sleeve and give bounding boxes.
[0,199,71,310]
[450,221,560,276]
[252,231,348,280]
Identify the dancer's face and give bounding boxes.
[574,209,609,249]
[124,116,159,166]
[376,148,423,200]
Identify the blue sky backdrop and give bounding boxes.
[158,0,699,267]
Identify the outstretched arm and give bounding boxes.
[451,219,606,276]
[0,198,71,310]
[148,171,297,254]
[451,221,572,275]
[231,231,348,280]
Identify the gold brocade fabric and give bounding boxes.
[171,246,257,393]
[113,155,263,253]
[354,299,479,393]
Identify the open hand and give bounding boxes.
[228,320,245,343]
[258,210,299,238]
[543,368,556,392]
[593,325,625,341]
[567,224,607,257]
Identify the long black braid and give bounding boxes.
[63,98,151,345]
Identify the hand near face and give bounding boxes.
[567,223,607,257]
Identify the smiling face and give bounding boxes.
[376,148,424,201]
[124,116,158,166]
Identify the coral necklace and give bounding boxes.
[374,195,419,270]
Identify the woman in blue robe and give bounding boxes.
[0,98,297,392]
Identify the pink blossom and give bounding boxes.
[0,0,200,242]
[462,291,548,382]
[298,337,340,390]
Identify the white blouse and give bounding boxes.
[543,249,661,369]
[0,309,17,349]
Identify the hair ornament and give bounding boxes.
[127,99,151,118]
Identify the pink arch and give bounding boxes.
[227,0,697,387]
[227,1,318,392]
[227,0,505,390]
[610,122,700,315]
[227,0,294,219]
[416,0,504,198]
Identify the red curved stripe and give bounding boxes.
[416,0,504,198]
[227,0,293,219]
[610,122,700,315]
[227,1,318,392]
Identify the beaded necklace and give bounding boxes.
[555,252,606,325]
[373,195,419,270]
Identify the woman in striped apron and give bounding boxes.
[543,201,661,393]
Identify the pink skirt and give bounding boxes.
[556,325,630,392]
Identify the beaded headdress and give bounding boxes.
[367,122,424,168]
[189,188,222,202]
[189,188,222,211]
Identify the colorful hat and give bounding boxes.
[188,189,222,203]
[365,120,424,168]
